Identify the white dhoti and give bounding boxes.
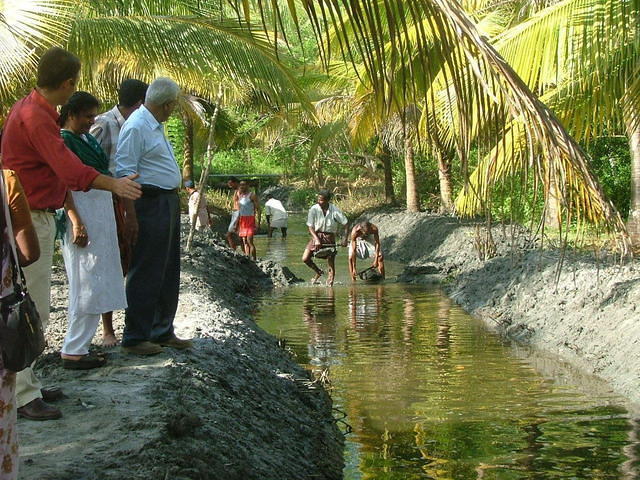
[269,217,288,228]
[349,238,376,259]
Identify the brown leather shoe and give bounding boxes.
[40,387,64,403]
[17,398,62,421]
[152,335,193,350]
[121,341,163,356]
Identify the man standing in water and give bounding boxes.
[264,193,288,238]
[348,221,385,281]
[226,176,240,250]
[302,190,348,286]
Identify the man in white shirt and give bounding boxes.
[264,193,288,238]
[185,180,211,231]
[302,190,348,286]
[90,78,148,347]
[91,79,148,174]
[115,77,192,355]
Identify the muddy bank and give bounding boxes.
[364,210,640,406]
[19,227,343,480]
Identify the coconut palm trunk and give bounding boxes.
[544,172,562,230]
[436,149,454,214]
[378,144,396,204]
[405,137,420,212]
[182,114,194,182]
[626,114,640,244]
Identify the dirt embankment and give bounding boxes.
[19,228,343,480]
[364,210,640,406]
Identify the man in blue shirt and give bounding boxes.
[115,77,192,355]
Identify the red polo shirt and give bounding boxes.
[1,89,99,210]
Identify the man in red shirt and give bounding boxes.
[2,47,142,421]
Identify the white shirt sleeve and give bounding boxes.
[333,206,348,225]
[306,206,316,228]
[114,124,142,179]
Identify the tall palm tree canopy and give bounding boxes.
[1,0,638,250]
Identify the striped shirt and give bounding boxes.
[90,106,126,176]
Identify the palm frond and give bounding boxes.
[0,0,73,111]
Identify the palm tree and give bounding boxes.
[453,0,639,242]
[0,0,312,115]
[0,0,73,117]
[237,0,627,244]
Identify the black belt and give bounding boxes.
[32,208,57,214]
[140,185,178,197]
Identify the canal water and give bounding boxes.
[254,214,639,479]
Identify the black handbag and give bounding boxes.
[0,174,45,372]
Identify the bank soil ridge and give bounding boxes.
[19,230,343,480]
[365,210,640,406]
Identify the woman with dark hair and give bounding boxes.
[58,91,127,369]
[234,180,260,259]
[302,190,349,286]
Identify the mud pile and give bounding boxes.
[19,230,343,480]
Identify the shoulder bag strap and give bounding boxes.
[0,173,27,290]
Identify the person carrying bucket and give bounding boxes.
[348,221,385,282]
[302,190,348,286]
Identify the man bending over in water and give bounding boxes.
[302,190,348,286]
[348,221,385,281]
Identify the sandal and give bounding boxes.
[62,354,107,370]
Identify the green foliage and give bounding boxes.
[166,116,185,166]
[211,148,285,175]
[586,137,631,218]
[482,137,632,224]
[391,153,443,211]
[289,188,316,209]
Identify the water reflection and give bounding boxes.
[302,287,338,367]
[349,286,384,331]
[261,236,289,265]
[255,219,637,479]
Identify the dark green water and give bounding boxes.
[254,215,639,479]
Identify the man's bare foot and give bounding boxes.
[102,333,119,347]
[311,270,324,284]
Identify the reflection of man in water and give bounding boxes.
[348,285,384,331]
[302,288,337,367]
[264,193,288,238]
[348,221,385,281]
